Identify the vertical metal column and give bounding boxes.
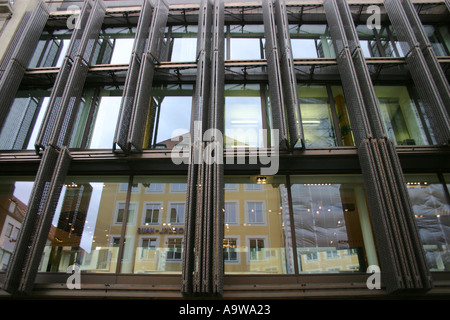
[262,0,289,150]
[0,0,49,130]
[324,0,432,294]
[182,0,224,296]
[272,0,304,150]
[384,0,450,145]
[402,0,450,116]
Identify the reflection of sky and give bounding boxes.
[110,38,134,64]
[291,39,318,58]
[89,96,121,149]
[156,96,191,143]
[12,181,34,205]
[230,38,262,60]
[171,38,197,62]
[53,183,103,254]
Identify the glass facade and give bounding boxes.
[0,0,449,298]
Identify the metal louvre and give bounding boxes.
[0,1,49,132]
[49,57,90,148]
[262,0,289,150]
[401,0,450,115]
[273,0,304,150]
[3,146,59,294]
[335,0,385,139]
[114,0,154,152]
[35,0,106,151]
[384,0,450,145]
[182,0,224,297]
[119,0,169,153]
[19,147,72,295]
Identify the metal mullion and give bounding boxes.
[285,174,299,275]
[326,84,342,146]
[115,174,134,274]
[80,87,101,149]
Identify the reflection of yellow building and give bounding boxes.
[39,177,187,274]
[224,178,293,274]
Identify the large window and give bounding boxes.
[297,84,353,147]
[224,83,271,148]
[290,175,376,273]
[161,25,198,62]
[223,176,294,274]
[121,176,187,274]
[374,85,429,146]
[423,25,450,57]
[143,84,193,149]
[0,89,51,150]
[70,85,124,149]
[289,24,335,59]
[405,174,450,271]
[0,177,35,271]
[93,27,137,65]
[226,24,265,60]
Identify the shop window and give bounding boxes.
[224,83,272,148]
[120,176,187,274]
[297,84,353,147]
[0,177,35,271]
[143,84,193,149]
[374,85,429,146]
[290,175,376,273]
[405,173,450,271]
[289,24,335,59]
[0,89,51,150]
[161,25,198,62]
[69,86,123,149]
[226,24,265,60]
[356,24,405,58]
[224,176,294,274]
[39,176,130,273]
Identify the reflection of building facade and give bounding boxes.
[0,0,449,299]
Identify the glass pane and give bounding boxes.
[290,24,335,58]
[70,86,123,149]
[28,30,72,68]
[121,176,187,274]
[224,84,265,148]
[297,85,336,147]
[291,175,377,273]
[374,86,429,145]
[39,176,130,273]
[162,25,198,62]
[405,174,450,271]
[356,25,404,57]
[93,27,137,65]
[223,176,294,274]
[0,177,35,271]
[331,86,354,146]
[229,24,265,60]
[423,25,450,57]
[147,84,193,148]
[0,89,51,150]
